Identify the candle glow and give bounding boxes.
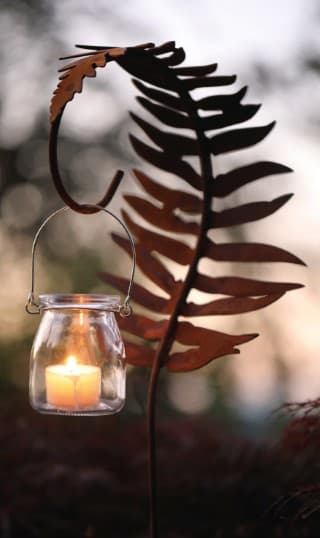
[45,355,101,410]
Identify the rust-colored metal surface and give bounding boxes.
[50,41,305,538]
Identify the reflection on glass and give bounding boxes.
[29,294,126,416]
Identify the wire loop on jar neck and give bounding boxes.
[25,205,136,316]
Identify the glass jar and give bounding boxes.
[29,294,126,416]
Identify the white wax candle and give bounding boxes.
[45,356,101,410]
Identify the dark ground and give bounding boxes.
[0,391,320,538]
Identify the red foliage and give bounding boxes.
[1,392,320,537]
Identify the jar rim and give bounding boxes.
[38,294,121,311]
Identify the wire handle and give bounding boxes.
[25,204,136,317]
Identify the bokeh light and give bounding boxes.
[0,0,319,426]
[1,183,43,229]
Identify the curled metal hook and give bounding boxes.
[48,41,170,215]
[49,111,124,214]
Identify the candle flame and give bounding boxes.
[66,355,78,369]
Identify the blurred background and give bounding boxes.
[0,0,320,538]
[0,1,319,535]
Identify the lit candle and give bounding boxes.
[45,356,101,410]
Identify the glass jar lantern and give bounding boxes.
[26,206,135,416]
